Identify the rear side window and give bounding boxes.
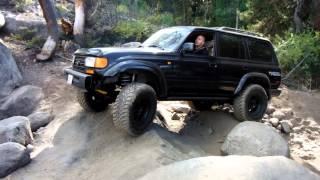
[247,39,273,62]
[218,34,245,59]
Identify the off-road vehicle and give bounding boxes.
[64,26,281,136]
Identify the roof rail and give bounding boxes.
[216,27,263,37]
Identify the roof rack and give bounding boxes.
[216,27,263,38]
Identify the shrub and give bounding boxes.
[275,31,320,88]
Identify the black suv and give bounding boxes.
[65,26,281,136]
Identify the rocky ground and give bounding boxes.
[0,37,318,179]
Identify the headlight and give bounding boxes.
[84,57,108,68]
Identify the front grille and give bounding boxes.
[73,56,86,72]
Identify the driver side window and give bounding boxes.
[183,31,216,57]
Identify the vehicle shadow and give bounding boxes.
[153,109,239,155]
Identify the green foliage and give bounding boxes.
[15,0,32,12]
[276,31,320,78]
[113,20,157,42]
[240,0,295,37]
[25,36,45,49]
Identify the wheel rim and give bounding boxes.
[131,94,154,132]
[247,95,264,119]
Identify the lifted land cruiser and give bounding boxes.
[64,26,281,136]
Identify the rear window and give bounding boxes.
[218,33,245,59]
[247,39,273,62]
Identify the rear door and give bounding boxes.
[215,32,248,97]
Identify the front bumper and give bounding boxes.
[64,68,92,90]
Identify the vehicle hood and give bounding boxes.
[74,47,166,56]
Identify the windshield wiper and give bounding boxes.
[147,45,164,50]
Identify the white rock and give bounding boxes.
[221,121,289,157]
[0,142,31,178]
[272,111,286,120]
[0,13,5,29]
[139,156,319,180]
[170,104,191,114]
[0,116,33,145]
[269,118,280,127]
[266,105,276,115]
[281,108,294,118]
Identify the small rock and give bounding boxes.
[269,118,280,127]
[263,122,272,127]
[26,144,34,153]
[281,108,294,118]
[266,105,276,115]
[272,111,286,120]
[263,114,269,119]
[27,111,54,131]
[276,124,282,130]
[0,142,31,178]
[0,116,33,145]
[170,104,191,114]
[0,13,5,29]
[207,127,214,135]
[281,121,292,134]
[171,113,181,121]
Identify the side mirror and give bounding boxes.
[182,42,194,53]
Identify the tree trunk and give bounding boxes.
[37,0,60,61]
[294,0,312,33]
[74,0,86,47]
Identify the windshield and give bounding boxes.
[143,27,191,52]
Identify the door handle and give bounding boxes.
[210,63,218,68]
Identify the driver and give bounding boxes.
[194,35,208,55]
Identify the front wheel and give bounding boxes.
[77,90,110,112]
[233,84,268,121]
[112,83,157,136]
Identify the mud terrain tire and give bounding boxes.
[112,83,157,136]
[77,90,109,112]
[233,84,268,121]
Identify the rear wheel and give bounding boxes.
[112,83,157,136]
[191,100,213,111]
[77,90,110,112]
[233,84,268,121]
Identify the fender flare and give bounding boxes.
[104,60,168,97]
[234,72,271,97]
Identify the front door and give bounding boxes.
[173,54,218,97]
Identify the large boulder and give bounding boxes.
[0,142,31,178]
[139,156,319,180]
[221,121,289,157]
[27,112,54,132]
[0,42,23,100]
[0,116,33,145]
[2,12,47,37]
[0,85,43,119]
